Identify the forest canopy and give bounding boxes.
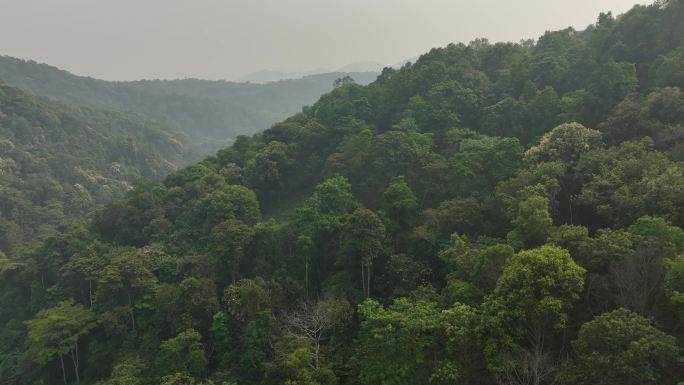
[3,1,684,385]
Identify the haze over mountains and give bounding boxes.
[239,61,387,83]
[0,55,379,154]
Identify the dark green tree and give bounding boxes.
[568,308,678,385]
[339,208,386,297]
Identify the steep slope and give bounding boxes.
[0,83,195,256]
[4,2,684,385]
[0,56,378,153]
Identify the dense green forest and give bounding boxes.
[0,83,196,258]
[4,1,684,384]
[0,56,377,154]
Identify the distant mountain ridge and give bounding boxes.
[238,68,330,83]
[239,61,389,83]
[0,55,379,155]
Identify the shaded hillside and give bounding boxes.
[0,56,377,153]
[0,83,195,256]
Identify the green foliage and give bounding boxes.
[295,176,359,237]
[357,298,482,385]
[449,136,523,197]
[239,311,274,381]
[339,208,386,297]
[569,308,679,385]
[664,253,684,311]
[381,176,417,250]
[285,347,338,385]
[628,215,684,251]
[156,329,208,379]
[95,356,146,385]
[26,299,96,384]
[524,122,603,164]
[356,298,442,385]
[210,219,254,285]
[6,2,684,384]
[480,245,585,367]
[507,193,554,249]
[0,84,195,257]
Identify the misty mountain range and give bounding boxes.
[238,58,418,83]
[0,55,380,155]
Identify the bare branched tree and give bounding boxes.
[284,299,352,369]
[610,245,666,315]
[498,349,561,385]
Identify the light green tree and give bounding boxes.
[480,245,585,384]
[26,299,97,385]
[524,122,602,164]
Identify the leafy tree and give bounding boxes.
[95,248,157,332]
[209,219,254,284]
[568,308,679,385]
[239,311,274,382]
[449,136,523,197]
[246,141,293,206]
[627,215,684,251]
[284,347,338,385]
[507,193,554,249]
[356,298,441,385]
[575,139,684,227]
[480,245,585,384]
[175,277,219,332]
[95,356,146,385]
[26,299,96,385]
[381,176,418,251]
[295,176,359,238]
[430,197,484,239]
[156,329,208,380]
[549,224,590,260]
[524,122,603,165]
[356,297,482,385]
[664,253,684,313]
[339,208,386,297]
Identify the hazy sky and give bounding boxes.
[0,0,649,81]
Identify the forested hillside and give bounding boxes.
[4,1,684,385]
[0,56,377,153]
[0,83,196,258]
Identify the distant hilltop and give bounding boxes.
[238,59,417,83]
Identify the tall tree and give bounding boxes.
[339,208,386,297]
[480,245,585,385]
[26,299,96,385]
[209,219,254,285]
[95,248,156,332]
[381,176,417,252]
[285,299,352,370]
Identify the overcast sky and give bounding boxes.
[0,0,649,81]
